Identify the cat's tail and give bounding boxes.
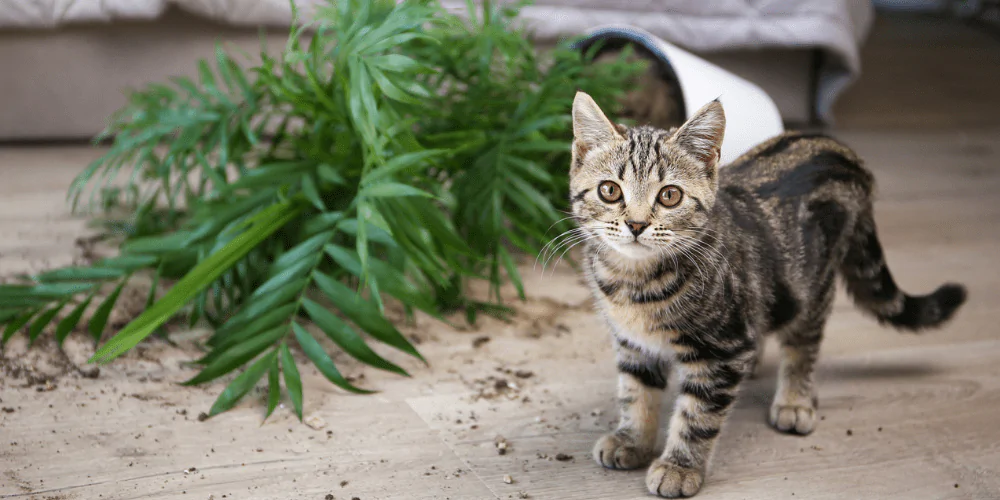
[840,213,967,331]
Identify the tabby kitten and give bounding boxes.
[569,92,967,498]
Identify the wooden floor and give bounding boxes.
[833,13,1000,130]
[2,12,1000,500]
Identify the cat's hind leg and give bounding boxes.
[769,314,827,435]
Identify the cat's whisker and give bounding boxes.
[545,216,582,235]
[543,234,590,270]
[687,238,734,284]
[540,228,585,253]
[673,245,709,296]
[540,231,592,273]
[536,227,587,270]
[548,234,597,276]
[542,234,597,275]
[669,226,734,276]
[682,226,733,255]
[682,238,731,285]
[537,233,569,270]
[689,228,729,253]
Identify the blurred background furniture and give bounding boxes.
[0,0,873,141]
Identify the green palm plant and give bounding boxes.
[0,0,642,419]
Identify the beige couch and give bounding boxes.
[0,1,872,141]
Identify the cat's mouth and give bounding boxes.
[619,239,657,253]
[608,239,660,260]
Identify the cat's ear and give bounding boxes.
[572,91,622,155]
[671,99,726,169]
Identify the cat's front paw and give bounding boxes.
[593,432,653,470]
[769,402,817,435]
[645,458,704,498]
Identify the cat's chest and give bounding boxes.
[585,252,690,354]
[594,288,682,356]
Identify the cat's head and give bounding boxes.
[569,91,725,261]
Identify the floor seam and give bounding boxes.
[403,399,503,500]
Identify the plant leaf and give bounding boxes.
[208,349,277,417]
[364,149,447,184]
[183,324,285,386]
[368,66,422,104]
[300,173,325,210]
[269,231,332,277]
[498,246,525,300]
[360,182,433,199]
[199,303,296,363]
[292,323,371,394]
[92,202,300,364]
[300,298,409,376]
[28,303,66,345]
[210,278,307,347]
[324,244,435,314]
[96,255,160,272]
[2,311,36,346]
[89,283,125,343]
[317,164,346,185]
[280,343,303,420]
[0,309,20,324]
[265,355,281,421]
[55,295,95,346]
[368,54,424,73]
[35,267,125,282]
[124,232,194,255]
[312,272,423,362]
[225,161,315,192]
[0,283,97,308]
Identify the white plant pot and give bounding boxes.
[575,26,786,166]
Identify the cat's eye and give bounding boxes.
[658,185,683,208]
[598,181,623,203]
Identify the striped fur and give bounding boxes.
[570,92,967,498]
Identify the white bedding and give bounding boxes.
[2,0,873,122]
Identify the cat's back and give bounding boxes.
[718,132,873,201]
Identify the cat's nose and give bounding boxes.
[626,220,650,236]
